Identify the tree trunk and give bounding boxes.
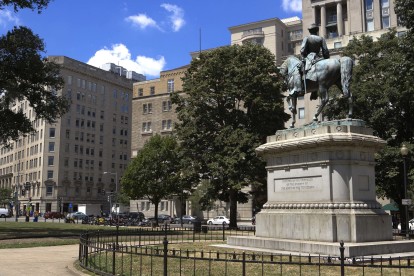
[229,189,238,228]
[154,201,159,227]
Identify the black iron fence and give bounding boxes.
[79,226,414,276]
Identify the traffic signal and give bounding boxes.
[58,197,62,206]
[107,195,110,202]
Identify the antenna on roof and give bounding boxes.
[199,28,202,55]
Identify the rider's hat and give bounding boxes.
[308,23,319,33]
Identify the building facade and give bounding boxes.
[0,56,134,214]
[229,16,303,64]
[129,66,188,218]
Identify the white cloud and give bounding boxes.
[161,3,185,32]
[282,0,302,13]
[125,14,161,30]
[87,44,166,77]
[0,9,20,28]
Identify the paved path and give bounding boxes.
[0,244,87,276]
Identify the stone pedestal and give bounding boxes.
[228,120,414,257]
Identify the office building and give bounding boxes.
[0,56,134,214]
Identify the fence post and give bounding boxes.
[339,240,345,276]
[242,252,246,276]
[163,236,169,276]
[85,232,89,267]
[222,222,225,241]
[112,242,116,275]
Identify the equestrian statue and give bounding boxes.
[279,23,354,128]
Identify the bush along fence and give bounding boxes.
[79,226,414,276]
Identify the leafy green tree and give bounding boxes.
[0,26,69,145]
[1,0,51,12]
[121,134,181,226]
[0,1,69,146]
[172,43,288,227]
[0,188,12,206]
[395,0,414,29]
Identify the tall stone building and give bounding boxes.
[0,56,136,214]
[129,66,189,218]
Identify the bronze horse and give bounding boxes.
[279,55,353,128]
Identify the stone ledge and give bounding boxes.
[227,236,414,257]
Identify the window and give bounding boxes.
[48,156,54,166]
[46,185,53,196]
[366,18,374,31]
[49,128,55,138]
[143,103,153,114]
[150,86,155,95]
[382,16,390,28]
[162,120,172,130]
[298,108,305,119]
[142,122,152,133]
[162,100,172,112]
[381,0,389,8]
[365,0,373,10]
[47,170,54,179]
[138,88,143,96]
[67,75,72,85]
[48,142,55,152]
[167,79,174,93]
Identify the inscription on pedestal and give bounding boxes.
[274,176,322,192]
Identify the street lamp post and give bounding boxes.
[401,144,410,239]
[103,171,119,245]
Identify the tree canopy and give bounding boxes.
[0,26,69,145]
[0,0,51,13]
[0,1,69,146]
[0,188,12,206]
[121,134,182,225]
[172,43,288,227]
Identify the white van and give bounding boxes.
[0,208,10,218]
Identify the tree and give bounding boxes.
[1,0,51,12]
[0,188,12,206]
[171,43,288,227]
[0,1,69,146]
[121,134,182,226]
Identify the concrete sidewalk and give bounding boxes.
[0,244,87,276]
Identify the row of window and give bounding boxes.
[142,119,173,133]
[143,101,173,114]
[68,75,130,101]
[137,79,175,97]
[365,0,391,31]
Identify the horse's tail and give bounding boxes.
[340,57,353,98]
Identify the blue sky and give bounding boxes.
[0,0,302,79]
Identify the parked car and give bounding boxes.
[0,208,10,218]
[174,215,198,224]
[128,212,145,221]
[207,216,230,225]
[44,211,65,219]
[66,211,88,221]
[147,214,174,224]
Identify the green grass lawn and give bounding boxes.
[0,221,108,248]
